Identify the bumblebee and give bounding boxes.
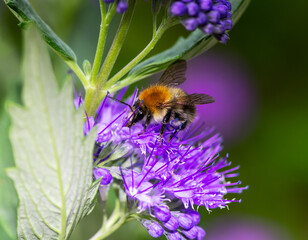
[126,60,215,144]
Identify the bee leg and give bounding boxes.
[168,120,187,143]
[143,113,152,134]
[159,110,172,147]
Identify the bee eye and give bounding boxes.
[138,109,143,114]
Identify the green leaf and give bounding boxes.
[83,60,92,78]
[4,0,76,61]
[127,0,250,83]
[6,27,98,239]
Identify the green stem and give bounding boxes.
[84,0,136,117]
[89,217,127,240]
[96,0,136,89]
[90,1,116,85]
[105,21,171,89]
[152,14,157,38]
[109,75,144,94]
[89,198,126,240]
[105,199,121,228]
[84,88,106,118]
[65,60,88,88]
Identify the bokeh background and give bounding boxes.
[1,0,307,239]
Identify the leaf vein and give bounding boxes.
[23,117,57,170]
[22,199,43,239]
[65,114,87,235]
[33,46,67,239]
[19,171,61,235]
[18,138,62,209]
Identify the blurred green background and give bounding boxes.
[0,0,307,239]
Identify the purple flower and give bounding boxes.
[103,0,128,14]
[84,115,95,136]
[81,87,247,239]
[93,168,113,185]
[142,220,165,238]
[153,205,171,222]
[72,70,84,109]
[102,1,232,43]
[104,0,153,14]
[182,226,199,239]
[182,225,206,239]
[177,213,194,230]
[171,2,187,16]
[170,0,233,43]
[195,226,206,240]
[167,232,182,240]
[116,0,128,13]
[184,209,200,225]
[163,215,179,231]
[74,90,83,109]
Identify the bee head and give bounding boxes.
[125,99,147,127]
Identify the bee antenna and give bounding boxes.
[107,95,133,111]
[122,100,143,128]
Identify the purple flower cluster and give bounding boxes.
[142,208,206,239]
[170,0,233,43]
[103,0,129,13]
[81,88,247,239]
[103,0,233,43]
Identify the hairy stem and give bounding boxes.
[108,75,145,94]
[105,21,171,89]
[84,88,106,118]
[96,0,136,89]
[65,60,88,88]
[84,0,136,116]
[90,1,116,85]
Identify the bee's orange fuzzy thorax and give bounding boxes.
[139,85,172,113]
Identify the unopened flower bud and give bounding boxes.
[93,168,112,185]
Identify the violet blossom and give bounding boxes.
[170,0,233,43]
[103,0,128,13]
[105,0,233,44]
[79,87,247,239]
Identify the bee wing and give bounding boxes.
[158,60,187,87]
[160,93,215,107]
[185,93,215,105]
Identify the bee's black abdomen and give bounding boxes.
[171,104,196,127]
